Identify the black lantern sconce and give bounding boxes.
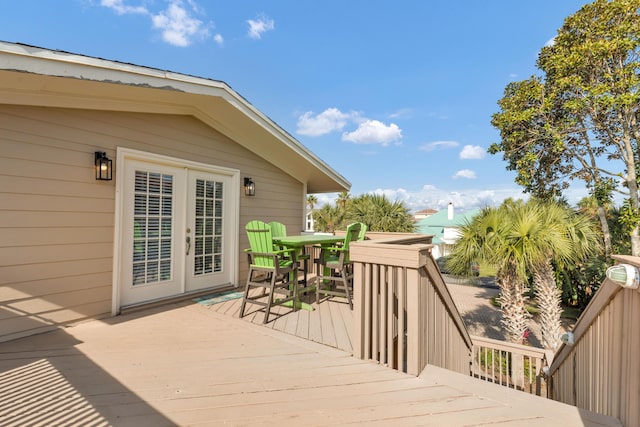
[95,151,113,181]
[244,177,255,196]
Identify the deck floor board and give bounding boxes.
[0,290,622,426]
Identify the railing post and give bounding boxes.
[352,261,364,360]
[350,237,472,377]
[405,267,420,375]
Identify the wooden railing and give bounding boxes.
[547,254,640,427]
[345,236,640,425]
[471,335,550,397]
[349,236,472,376]
[347,234,552,396]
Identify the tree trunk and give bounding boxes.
[632,226,640,258]
[498,267,530,344]
[533,261,563,350]
[623,128,639,256]
[597,205,612,259]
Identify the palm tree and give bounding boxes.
[450,200,600,348]
[450,204,531,343]
[313,204,346,233]
[312,193,415,234]
[336,192,351,210]
[530,202,600,350]
[306,194,318,210]
[348,193,415,232]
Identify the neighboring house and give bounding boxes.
[413,208,438,221]
[305,209,315,232]
[415,203,479,259]
[0,41,349,342]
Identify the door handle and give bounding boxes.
[186,236,191,255]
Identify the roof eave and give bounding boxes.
[0,41,350,193]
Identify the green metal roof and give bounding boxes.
[415,208,480,241]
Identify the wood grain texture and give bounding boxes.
[0,298,621,426]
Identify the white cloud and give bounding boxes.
[388,108,413,119]
[100,0,148,15]
[459,145,485,160]
[296,108,353,136]
[100,0,216,47]
[247,15,275,39]
[545,36,556,47]
[310,184,532,214]
[453,169,477,179]
[342,120,402,146]
[419,140,459,151]
[366,185,524,213]
[296,108,401,146]
[151,0,210,47]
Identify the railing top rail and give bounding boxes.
[334,230,434,244]
[350,237,434,269]
[611,253,640,269]
[471,335,549,359]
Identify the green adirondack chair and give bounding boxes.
[269,221,311,286]
[346,222,367,241]
[240,220,298,323]
[315,222,361,309]
[357,222,367,240]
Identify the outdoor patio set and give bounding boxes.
[239,220,366,323]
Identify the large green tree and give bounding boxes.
[490,0,640,256]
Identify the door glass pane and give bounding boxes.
[193,178,223,276]
[133,170,173,286]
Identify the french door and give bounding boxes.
[117,153,238,307]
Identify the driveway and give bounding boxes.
[444,276,547,348]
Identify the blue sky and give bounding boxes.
[2,0,592,212]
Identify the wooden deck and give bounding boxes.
[208,288,355,353]
[0,293,622,426]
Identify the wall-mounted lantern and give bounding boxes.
[244,177,255,196]
[605,263,640,289]
[95,151,113,181]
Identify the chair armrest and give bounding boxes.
[274,248,295,257]
[322,246,347,252]
[249,248,294,257]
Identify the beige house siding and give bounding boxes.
[0,104,304,342]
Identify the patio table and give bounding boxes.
[272,234,344,310]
